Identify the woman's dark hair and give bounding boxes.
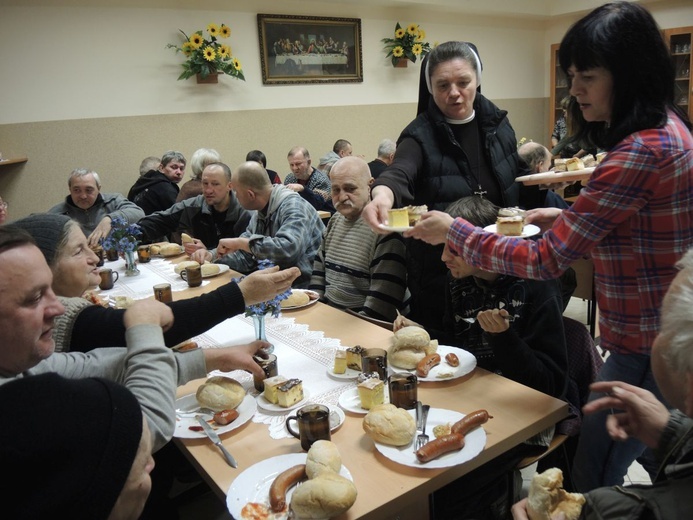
[559,1,691,150]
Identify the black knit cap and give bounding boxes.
[10,213,73,265]
[0,373,144,519]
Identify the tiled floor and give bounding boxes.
[178,297,651,519]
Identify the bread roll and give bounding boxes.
[362,403,416,446]
[196,376,245,412]
[149,244,161,255]
[306,440,342,479]
[393,326,431,349]
[181,232,194,244]
[390,344,427,369]
[281,290,311,308]
[290,471,357,519]
[200,264,221,277]
[527,468,584,520]
[160,243,183,256]
[174,260,201,275]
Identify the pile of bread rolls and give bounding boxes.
[389,326,438,369]
[268,440,357,518]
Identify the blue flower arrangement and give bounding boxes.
[101,216,142,253]
[233,259,291,317]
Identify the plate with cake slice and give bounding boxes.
[484,223,540,238]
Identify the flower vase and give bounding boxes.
[252,313,274,354]
[196,72,219,84]
[394,58,408,68]
[124,250,140,277]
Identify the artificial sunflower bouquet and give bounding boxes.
[167,22,245,81]
[382,22,432,66]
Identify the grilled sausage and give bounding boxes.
[415,433,465,462]
[445,353,460,367]
[213,409,239,426]
[416,353,441,377]
[269,464,307,513]
[450,410,492,436]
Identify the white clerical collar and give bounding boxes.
[445,110,476,125]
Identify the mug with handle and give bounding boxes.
[285,404,331,451]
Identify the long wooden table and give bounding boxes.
[164,263,568,520]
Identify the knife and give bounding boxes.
[196,416,237,468]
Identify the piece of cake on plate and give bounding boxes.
[566,157,585,171]
[346,345,365,370]
[333,350,347,374]
[404,205,428,225]
[263,375,288,404]
[277,378,304,408]
[496,207,526,236]
[357,378,384,410]
[387,208,409,228]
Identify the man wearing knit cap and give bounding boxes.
[47,167,144,248]
[0,373,153,519]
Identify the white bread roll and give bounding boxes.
[200,263,221,276]
[181,232,194,244]
[306,440,342,479]
[160,243,183,256]
[390,344,427,369]
[362,403,416,446]
[390,326,433,369]
[174,260,201,275]
[290,471,357,518]
[195,376,245,412]
[393,326,430,349]
[281,290,311,308]
[527,468,584,520]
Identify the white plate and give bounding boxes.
[390,345,477,382]
[326,365,361,380]
[373,408,487,469]
[338,385,390,415]
[483,223,540,238]
[174,393,256,439]
[202,264,230,278]
[328,405,346,431]
[379,223,413,233]
[280,289,320,310]
[227,453,353,520]
[256,388,311,413]
[515,167,596,186]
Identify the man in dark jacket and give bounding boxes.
[128,151,186,215]
[137,162,251,251]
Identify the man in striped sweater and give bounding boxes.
[310,156,410,322]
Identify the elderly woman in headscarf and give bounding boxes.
[362,41,546,331]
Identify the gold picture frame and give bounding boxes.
[257,14,363,85]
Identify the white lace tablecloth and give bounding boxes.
[188,314,356,439]
[96,257,210,300]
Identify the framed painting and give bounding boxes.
[257,14,363,85]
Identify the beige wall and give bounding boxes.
[1,1,691,219]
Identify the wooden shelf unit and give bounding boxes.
[663,26,693,121]
[0,156,28,167]
[548,43,569,144]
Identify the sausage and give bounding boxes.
[415,433,465,462]
[416,353,441,377]
[445,353,460,367]
[269,464,307,513]
[450,409,492,436]
[213,409,239,426]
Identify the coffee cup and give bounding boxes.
[91,246,104,267]
[361,348,388,380]
[105,248,119,262]
[181,265,202,288]
[285,404,331,451]
[388,373,418,409]
[153,283,173,303]
[98,268,119,290]
[253,354,278,392]
[137,245,151,263]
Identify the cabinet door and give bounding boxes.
[549,43,569,144]
[664,27,693,121]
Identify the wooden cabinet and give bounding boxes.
[548,43,568,144]
[0,156,28,167]
[663,26,693,121]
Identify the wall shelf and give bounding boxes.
[0,156,28,167]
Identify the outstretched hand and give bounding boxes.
[238,266,301,305]
[361,187,395,234]
[403,211,454,245]
[123,299,175,332]
[202,341,271,380]
[524,207,563,233]
[583,381,670,449]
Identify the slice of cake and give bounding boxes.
[346,346,365,370]
[387,208,410,228]
[553,158,567,172]
[357,378,385,410]
[566,157,585,171]
[263,375,288,404]
[595,151,607,164]
[404,205,428,225]
[496,207,526,236]
[333,350,347,374]
[582,155,597,168]
[277,379,304,408]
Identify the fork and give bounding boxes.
[415,404,430,450]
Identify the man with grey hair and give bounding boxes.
[138,156,161,177]
[512,247,693,518]
[48,168,144,247]
[128,150,186,215]
[193,161,324,287]
[367,138,396,178]
[284,146,332,211]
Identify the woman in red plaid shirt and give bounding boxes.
[406,1,693,495]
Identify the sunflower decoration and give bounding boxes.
[167,21,245,81]
[382,22,432,67]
